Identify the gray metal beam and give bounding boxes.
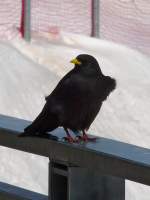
[0,181,47,200]
[0,114,150,186]
[49,160,125,200]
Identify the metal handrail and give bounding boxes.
[0,114,150,199]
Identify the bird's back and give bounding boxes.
[46,69,115,131]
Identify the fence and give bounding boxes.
[0,0,150,55]
[0,114,150,199]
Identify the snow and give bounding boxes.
[0,32,150,199]
[0,41,59,193]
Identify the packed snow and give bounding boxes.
[0,32,150,199]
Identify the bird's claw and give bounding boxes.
[63,136,79,143]
[62,135,97,143]
[76,135,97,142]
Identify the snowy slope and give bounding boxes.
[0,41,60,194]
[0,33,150,199]
[0,42,60,120]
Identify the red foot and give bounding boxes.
[64,136,79,143]
[80,134,97,142]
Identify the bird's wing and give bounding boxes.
[23,70,87,135]
[24,103,60,135]
[45,71,95,128]
[46,70,90,103]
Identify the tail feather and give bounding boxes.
[18,131,34,137]
[18,121,40,137]
[18,107,47,137]
[18,107,60,137]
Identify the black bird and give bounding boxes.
[19,54,116,142]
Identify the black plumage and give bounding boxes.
[19,54,116,142]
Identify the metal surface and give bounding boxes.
[0,114,150,186]
[49,161,68,200]
[49,160,125,200]
[0,181,47,200]
[24,0,31,41]
[68,167,125,200]
[91,0,100,37]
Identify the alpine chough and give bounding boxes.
[19,54,116,142]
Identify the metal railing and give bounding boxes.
[0,114,150,200]
[21,0,100,42]
[20,0,31,41]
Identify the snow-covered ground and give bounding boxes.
[0,32,150,199]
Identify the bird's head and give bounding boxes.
[70,54,102,75]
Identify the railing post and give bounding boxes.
[20,0,31,41]
[91,0,100,38]
[48,159,125,200]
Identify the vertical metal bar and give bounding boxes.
[69,168,125,200]
[48,160,51,200]
[24,0,31,41]
[20,0,25,37]
[49,160,68,200]
[49,159,125,200]
[91,0,100,38]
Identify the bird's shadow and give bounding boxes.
[24,133,59,141]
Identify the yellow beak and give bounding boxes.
[70,58,81,65]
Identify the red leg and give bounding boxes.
[64,128,77,143]
[81,130,97,142]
